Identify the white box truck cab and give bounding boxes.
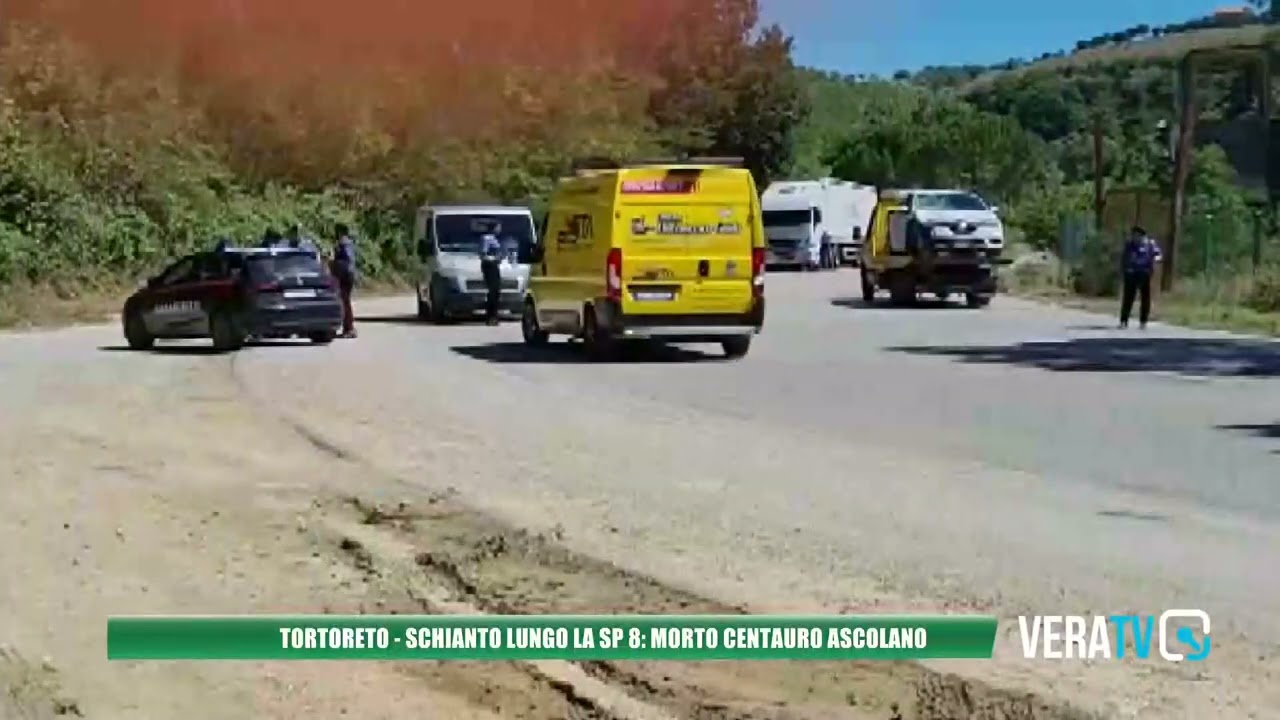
[413,204,536,322]
[761,179,877,270]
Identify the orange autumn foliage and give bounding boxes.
[4,0,715,188]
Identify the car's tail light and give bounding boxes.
[606,248,622,301]
[751,247,765,297]
[256,281,281,292]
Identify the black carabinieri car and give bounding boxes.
[122,247,343,352]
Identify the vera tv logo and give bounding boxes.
[1019,610,1210,661]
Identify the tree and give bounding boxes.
[646,0,809,186]
[712,25,809,185]
[823,93,1052,204]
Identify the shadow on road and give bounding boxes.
[98,344,226,356]
[830,297,958,311]
[1217,422,1280,439]
[450,341,715,364]
[889,337,1280,378]
[358,314,420,325]
[359,314,515,326]
[99,339,322,355]
[1217,422,1280,454]
[1064,324,1121,331]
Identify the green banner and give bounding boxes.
[107,614,997,661]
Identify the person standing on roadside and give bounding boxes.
[478,222,504,326]
[331,224,358,338]
[1119,225,1163,329]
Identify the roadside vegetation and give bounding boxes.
[796,13,1280,335]
[1,0,1279,333]
[0,0,806,325]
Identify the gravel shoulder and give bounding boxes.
[1,274,1277,718]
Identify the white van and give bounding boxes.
[413,204,536,322]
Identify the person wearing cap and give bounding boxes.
[1119,225,1163,329]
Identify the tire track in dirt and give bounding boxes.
[229,354,1100,720]
[228,352,646,720]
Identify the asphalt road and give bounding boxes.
[5,269,1279,717]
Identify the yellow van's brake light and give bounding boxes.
[606,248,623,301]
[751,248,765,297]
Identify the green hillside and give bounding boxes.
[963,25,1274,91]
[783,14,1280,329]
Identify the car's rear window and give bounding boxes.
[245,253,326,280]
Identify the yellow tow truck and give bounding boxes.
[859,188,1007,307]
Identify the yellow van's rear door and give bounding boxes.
[617,167,755,315]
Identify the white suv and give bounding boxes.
[906,190,1004,255]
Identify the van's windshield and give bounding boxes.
[434,214,534,254]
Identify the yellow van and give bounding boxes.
[519,159,766,358]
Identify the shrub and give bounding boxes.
[1245,266,1280,313]
[1071,230,1121,296]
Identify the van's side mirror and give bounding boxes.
[417,238,434,257]
[989,205,1000,214]
[851,227,862,240]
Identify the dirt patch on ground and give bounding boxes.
[0,310,1110,719]
[0,648,83,719]
[314,493,1100,720]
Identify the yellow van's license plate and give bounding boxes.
[632,290,675,302]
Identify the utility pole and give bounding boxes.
[1092,115,1106,235]
[1167,55,1198,291]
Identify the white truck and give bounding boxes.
[760,179,878,269]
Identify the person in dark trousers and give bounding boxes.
[478,223,504,326]
[1119,225,1163,329]
[331,224,358,338]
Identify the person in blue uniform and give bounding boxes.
[478,223,504,326]
[1119,226,1163,329]
[331,224,358,338]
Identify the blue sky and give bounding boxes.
[760,0,1226,76]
